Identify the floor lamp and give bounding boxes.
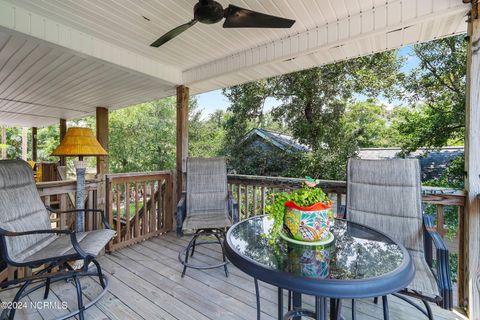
[52,127,107,232]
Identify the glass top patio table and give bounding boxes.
[224,215,415,300]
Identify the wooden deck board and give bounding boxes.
[0,233,467,319]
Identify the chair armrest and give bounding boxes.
[46,207,112,230]
[0,228,89,262]
[0,228,73,237]
[176,193,186,237]
[423,215,453,310]
[228,191,239,223]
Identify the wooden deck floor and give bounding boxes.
[1,233,467,320]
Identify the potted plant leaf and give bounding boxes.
[265,177,334,244]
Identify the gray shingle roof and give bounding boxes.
[358,147,464,181]
[241,128,310,152]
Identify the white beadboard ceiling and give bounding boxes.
[0,0,470,127]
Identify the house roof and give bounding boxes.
[358,147,464,181]
[241,128,310,153]
[0,0,470,127]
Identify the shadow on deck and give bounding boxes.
[0,233,467,320]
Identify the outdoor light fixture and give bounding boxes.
[51,127,107,232]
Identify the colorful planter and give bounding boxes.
[283,201,333,242]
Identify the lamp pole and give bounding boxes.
[75,155,86,232]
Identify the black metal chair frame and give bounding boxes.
[351,214,452,320]
[0,208,112,320]
[176,191,238,278]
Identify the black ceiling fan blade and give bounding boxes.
[223,5,295,28]
[150,19,197,48]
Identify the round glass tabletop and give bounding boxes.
[224,215,415,299]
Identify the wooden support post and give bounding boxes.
[96,107,109,219]
[176,85,189,200]
[21,127,27,161]
[96,107,109,176]
[32,127,37,162]
[59,119,67,166]
[1,126,6,159]
[464,4,480,317]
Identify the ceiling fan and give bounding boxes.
[150,0,296,48]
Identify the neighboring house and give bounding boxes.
[240,128,310,153]
[234,129,308,176]
[358,147,464,181]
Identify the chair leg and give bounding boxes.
[190,238,197,257]
[288,290,292,311]
[44,277,51,299]
[335,299,342,320]
[422,299,434,320]
[351,299,356,320]
[254,278,261,320]
[73,275,85,320]
[182,232,200,277]
[92,259,106,289]
[214,232,229,277]
[6,279,32,320]
[382,296,389,320]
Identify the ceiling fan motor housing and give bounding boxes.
[194,1,225,24]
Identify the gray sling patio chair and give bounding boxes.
[0,160,116,320]
[176,157,238,277]
[346,158,452,320]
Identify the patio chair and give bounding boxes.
[346,158,452,320]
[0,160,116,320]
[176,157,238,277]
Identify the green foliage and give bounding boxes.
[189,109,229,158]
[394,35,466,154]
[265,185,331,243]
[108,98,177,173]
[223,50,403,179]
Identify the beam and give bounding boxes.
[21,127,27,161]
[464,4,480,318]
[32,127,37,162]
[1,126,6,159]
[176,86,189,200]
[96,107,109,176]
[59,119,66,166]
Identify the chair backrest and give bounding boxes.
[0,160,53,262]
[346,158,424,253]
[186,157,228,217]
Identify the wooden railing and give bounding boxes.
[227,174,467,306]
[0,179,100,283]
[105,171,175,252]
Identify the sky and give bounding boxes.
[194,45,420,117]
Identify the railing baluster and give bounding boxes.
[436,204,445,237]
[244,185,249,219]
[116,184,121,243]
[151,180,156,233]
[252,186,257,216]
[261,186,266,215]
[142,181,147,235]
[237,184,242,220]
[134,182,139,239]
[125,182,131,240]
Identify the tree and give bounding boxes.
[343,100,394,148]
[394,35,466,154]
[188,108,229,158]
[108,98,176,173]
[223,50,404,179]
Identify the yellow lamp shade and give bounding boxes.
[51,127,107,157]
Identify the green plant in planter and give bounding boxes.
[265,180,333,244]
